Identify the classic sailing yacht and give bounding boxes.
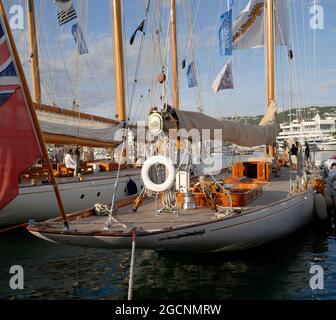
[0,0,144,229]
[25,0,316,252]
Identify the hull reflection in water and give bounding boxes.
[0,223,333,300]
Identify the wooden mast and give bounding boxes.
[0,0,69,227]
[112,0,126,121]
[265,0,275,157]
[27,0,41,104]
[170,0,179,109]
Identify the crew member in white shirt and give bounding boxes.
[64,149,77,170]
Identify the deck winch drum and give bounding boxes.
[141,156,175,193]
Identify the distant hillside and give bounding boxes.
[222,106,336,125]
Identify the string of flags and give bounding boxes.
[184,1,235,92]
[212,0,289,92]
[54,0,88,56]
[214,0,234,92]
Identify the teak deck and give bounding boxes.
[38,167,298,234]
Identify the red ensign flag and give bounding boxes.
[0,16,41,210]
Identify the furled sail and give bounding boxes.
[165,101,280,148]
[232,0,287,50]
[33,104,125,147]
[39,120,123,146]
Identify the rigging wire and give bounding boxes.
[127,0,151,120]
[181,0,201,63]
[286,0,299,127]
[198,0,227,116]
[292,0,305,116]
[301,0,310,119]
[312,0,317,109]
[152,3,172,110]
[38,0,75,107]
[182,0,204,113]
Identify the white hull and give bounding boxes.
[316,143,336,152]
[0,172,142,228]
[30,189,315,253]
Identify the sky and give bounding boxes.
[3,0,336,121]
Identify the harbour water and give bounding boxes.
[0,151,336,300]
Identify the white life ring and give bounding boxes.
[141,156,175,193]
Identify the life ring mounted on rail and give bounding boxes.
[141,156,176,193]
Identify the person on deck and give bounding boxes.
[74,146,81,176]
[304,142,310,168]
[290,144,298,170]
[64,149,77,171]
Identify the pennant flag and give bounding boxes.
[219,9,233,56]
[0,16,42,210]
[187,61,197,88]
[130,19,145,45]
[232,0,287,50]
[71,23,88,55]
[56,2,77,27]
[212,59,234,92]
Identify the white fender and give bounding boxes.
[314,193,328,221]
[141,156,175,193]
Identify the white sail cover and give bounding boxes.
[40,120,123,144]
[169,101,280,148]
[232,0,287,50]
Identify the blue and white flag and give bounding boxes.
[212,59,234,92]
[54,0,77,26]
[219,2,233,56]
[71,23,88,55]
[187,61,197,88]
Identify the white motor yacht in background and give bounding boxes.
[316,138,336,152]
[277,113,336,151]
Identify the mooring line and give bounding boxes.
[0,223,28,235]
[128,229,137,300]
